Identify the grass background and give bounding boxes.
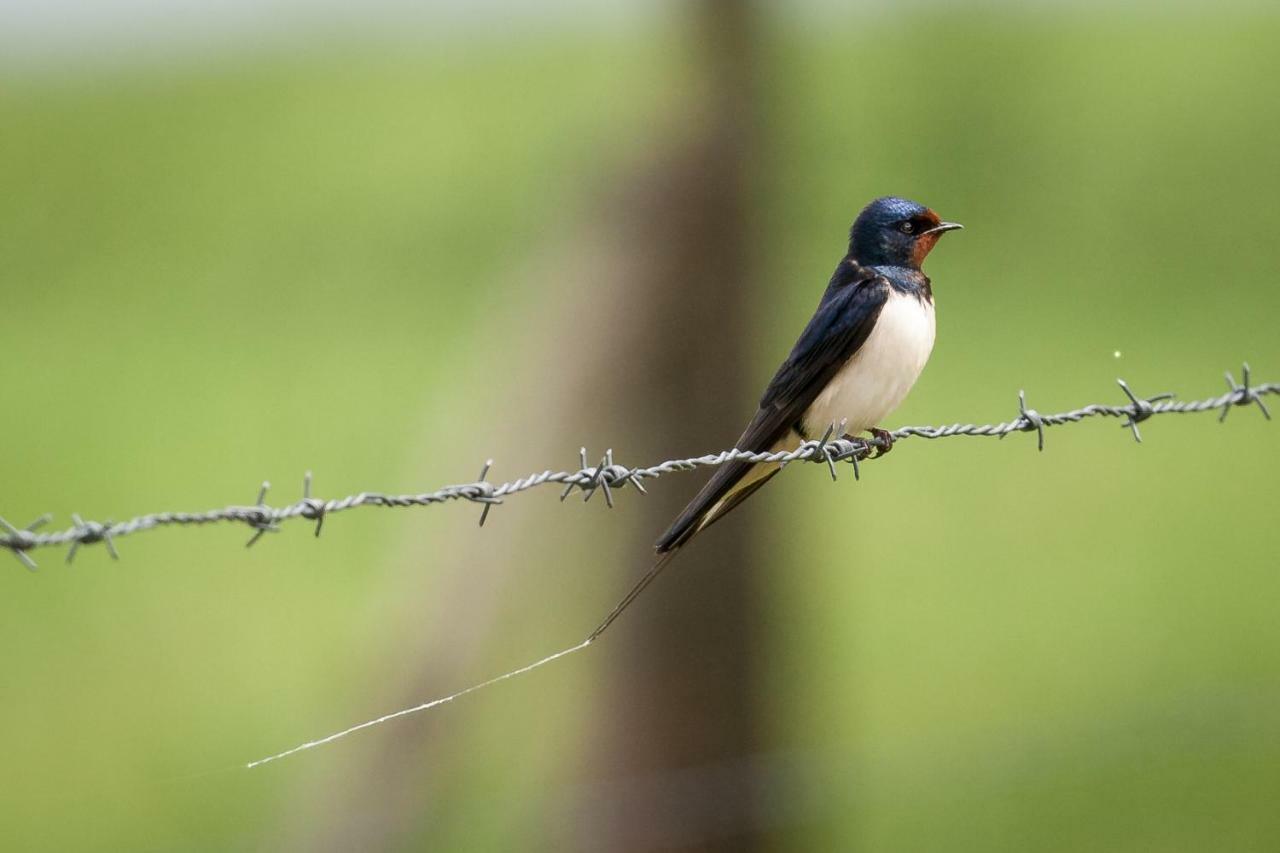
[2,7,1279,850]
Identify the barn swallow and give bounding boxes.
[590,196,961,639]
[246,198,964,763]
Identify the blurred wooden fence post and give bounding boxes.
[567,1,769,849]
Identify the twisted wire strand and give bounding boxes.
[2,367,1273,570]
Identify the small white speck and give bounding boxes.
[1113,351,1122,359]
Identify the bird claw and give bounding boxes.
[868,427,895,459]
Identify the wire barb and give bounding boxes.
[834,422,865,481]
[66,513,119,563]
[299,471,327,537]
[1116,378,1175,443]
[2,368,1275,567]
[1220,362,1272,423]
[245,481,280,548]
[814,423,840,482]
[559,448,590,502]
[474,460,499,527]
[623,466,648,496]
[1002,389,1046,451]
[0,514,49,571]
[581,452,611,505]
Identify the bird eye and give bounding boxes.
[899,221,915,234]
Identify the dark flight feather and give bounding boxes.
[654,260,889,553]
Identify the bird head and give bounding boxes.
[848,196,963,269]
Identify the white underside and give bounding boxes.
[699,290,936,529]
[801,289,936,437]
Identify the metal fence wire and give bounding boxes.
[2,365,1274,571]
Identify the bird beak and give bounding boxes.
[921,221,964,236]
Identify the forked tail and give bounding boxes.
[586,546,682,641]
[248,545,687,768]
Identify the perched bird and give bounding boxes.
[246,198,964,762]
[590,196,961,639]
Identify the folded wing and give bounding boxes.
[654,262,889,553]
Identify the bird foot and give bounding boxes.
[841,432,874,462]
[869,427,894,458]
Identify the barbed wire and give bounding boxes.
[2,364,1273,571]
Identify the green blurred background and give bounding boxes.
[3,2,1279,850]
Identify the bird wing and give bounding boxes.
[654,262,889,552]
